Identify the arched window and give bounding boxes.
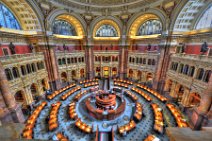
[96,24,118,37]
[26,64,32,73]
[136,58,139,64]
[31,63,36,72]
[196,5,212,30]
[174,63,178,71]
[152,59,156,66]
[137,20,162,36]
[148,59,152,65]
[129,57,132,63]
[98,56,101,62]
[188,66,195,77]
[178,64,184,73]
[62,58,66,65]
[0,3,21,30]
[196,68,204,80]
[21,66,27,75]
[132,58,135,63]
[71,58,74,63]
[143,58,146,64]
[12,67,20,78]
[37,62,41,70]
[67,58,71,64]
[52,20,77,36]
[140,58,142,64]
[78,58,81,63]
[58,59,62,65]
[183,65,189,75]
[203,70,211,83]
[5,68,13,81]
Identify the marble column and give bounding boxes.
[49,47,61,89]
[141,71,147,83]
[24,86,34,105]
[164,79,170,92]
[85,46,95,79]
[119,46,128,79]
[42,46,61,90]
[37,80,43,96]
[153,37,172,92]
[169,81,177,98]
[0,62,24,123]
[181,87,190,106]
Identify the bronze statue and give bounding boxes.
[28,43,34,53]
[9,42,16,54]
[200,42,208,53]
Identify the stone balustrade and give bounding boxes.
[172,53,212,63]
[0,53,44,65]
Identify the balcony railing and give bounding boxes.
[0,53,44,62]
[128,51,160,57]
[56,51,85,58]
[93,51,119,55]
[172,53,212,63]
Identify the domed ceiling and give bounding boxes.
[49,0,169,16]
[57,0,151,8]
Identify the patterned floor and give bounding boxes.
[31,79,186,141]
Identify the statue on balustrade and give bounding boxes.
[200,42,208,53]
[9,42,16,54]
[181,43,185,53]
[63,44,68,51]
[28,43,34,53]
[147,44,151,51]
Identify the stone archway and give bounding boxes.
[146,73,153,81]
[80,69,85,78]
[14,90,25,104]
[14,90,30,117]
[129,69,133,79]
[41,79,49,91]
[112,67,117,78]
[189,92,201,107]
[61,72,68,83]
[103,67,110,78]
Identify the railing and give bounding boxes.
[172,53,212,62]
[93,51,119,54]
[56,50,85,54]
[128,51,160,56]
[56,51,85,58]
[0,52,44,61]
[128,63,157,72]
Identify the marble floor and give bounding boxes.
[30,79,186,141]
